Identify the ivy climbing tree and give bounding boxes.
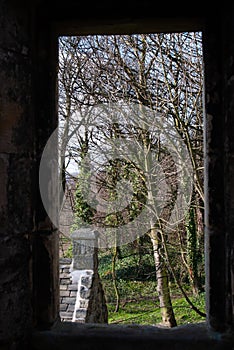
[58,32,205,327]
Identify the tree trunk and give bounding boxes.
[186,207,199,295]
[112,235,120,313]
[149,229,177,327]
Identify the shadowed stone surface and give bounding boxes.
[32,322,233,350]
[1,2,234,349]
[59,231,108,323]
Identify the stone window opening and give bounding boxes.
[31,12,233,344]
[59,31,207,330]
[2,3,233,349]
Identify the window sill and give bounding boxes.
[31,321,233,350]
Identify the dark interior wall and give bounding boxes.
[202,15,228,332]
[223,5,234,330]
[0,1,34,347]
[202,8,234,332]
[30,2,60,330]
[0,0,59,345]
[0,1,234,350]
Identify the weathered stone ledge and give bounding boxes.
[31,322,234,350]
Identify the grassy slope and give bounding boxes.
[98,250,206,326]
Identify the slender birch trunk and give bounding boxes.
[149,228,177,327]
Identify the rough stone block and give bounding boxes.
[75,308,87,319]
[68,284,78,291]
[60,278,71,285]
[75,318,85,323]
[62,268,71,274]
[60,311,73,319]
[81,275,93,288]
[62,297,76,305]
[67,305,75,312]
[73,256,94,270]
[60,258,72,266]
[60,273,71,279]
[71,229,98,241]
[60,304,68,311]
[79,300,89,308]
[79,286,91,299]
[60,290,70,297]
[60,284,68,291]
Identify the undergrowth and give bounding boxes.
[98,249,206,326]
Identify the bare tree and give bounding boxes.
[58,32,204,326]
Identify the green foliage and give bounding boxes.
[99,240,155,283]
[72,165,95,230]
[107,293,205,325]
[59,31,205,326]
[103,158,147,228]
[72,158,147,230]
[60,236,73,258]
[64,243,73,258]
[108,299,161,325]
[98,240,206,326]
[185,206,205,292]
[74,183,94,225]
[172,293,205,325]
[186,207,198,271]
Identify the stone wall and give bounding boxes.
[1,2,234,349]
[59,230,108,323]
[0,2,34,346]
[59,258,77,322]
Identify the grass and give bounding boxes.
[105,285,205,326]
[60,232,206,326]
[98,249,206,326]
[108,299,162,325]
